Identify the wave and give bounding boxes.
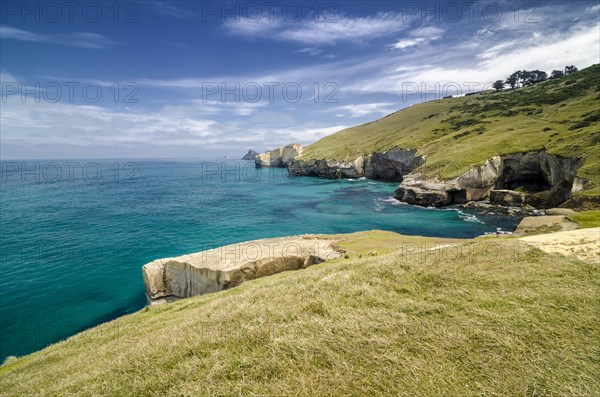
[447,208,485,224]
[377,196,405,206]
[344,177,367,181]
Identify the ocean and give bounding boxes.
[0,159,520,360]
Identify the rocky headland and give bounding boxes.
[142,235,343,304]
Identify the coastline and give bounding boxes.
[0,165,521,362]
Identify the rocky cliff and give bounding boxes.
[142,235,343,305]
[288,147,424,180]
[255,144,303,167]
[395,151,583,209]
[276,144,583,209]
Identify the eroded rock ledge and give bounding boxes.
[142,235,343,305]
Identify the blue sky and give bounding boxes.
[1,0,599,159]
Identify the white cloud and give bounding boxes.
[336,102,396,118]
[391,25,444,50]
[0,88,347,157]
[0,26,116,49]
[392,38,426,49]
[586,4,600,13]
[411,26,444,38]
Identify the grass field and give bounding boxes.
[299,65,600,194]
[1,231,598,397]
[568,210,600,229]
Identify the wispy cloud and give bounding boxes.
[336,102,396,118]
[392,38,427,50]
[152,1,194,18]
[0,83,347,156]
[391,26,444,50]
[296,47,337,58]
[353,21,600,95]
[586,4,600,13]
[0,26,116,49]
[225,11,411,45]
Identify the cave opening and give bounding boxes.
[497,163,552,193]
[448,189,467,204]
[505,176,552,192]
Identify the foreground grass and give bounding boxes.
[299,64,600,192]
[1,236,599,397]
[568,210,600,229]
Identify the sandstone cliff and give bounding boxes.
[255,144,303,167]
[142,235,343,305]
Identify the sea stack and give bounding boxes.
[242,149,259,160]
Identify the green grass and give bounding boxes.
[568,210,600,229]
[299,64,600,192]
[1,234,598,397]
[332,229,465,258]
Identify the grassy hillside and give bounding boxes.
[300,64,600,194]
[1,231,598,397]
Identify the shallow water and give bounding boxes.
[0,159,519,360]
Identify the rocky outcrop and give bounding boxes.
[255,144,302,167]
[493,151,582,208]
[242,149,258,160]
[288,157,365,179]
[489,190,526,207]
[514,215,577,236]
[364,148,425,180]
[288,147,424,181]
[142,235,343,305]
[458,201,542,217]
[394,177,457,207]
[395,151,582,209]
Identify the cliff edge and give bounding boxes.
[142,235,342,304]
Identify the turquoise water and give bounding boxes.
[0,159,519,360]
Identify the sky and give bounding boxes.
[0,0,599,159]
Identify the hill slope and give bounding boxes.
[1,232,599,396]
[300,65,600,194]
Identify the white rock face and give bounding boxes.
[281,144,303,165]
[142,235,342,305]
[255,144,302,167]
